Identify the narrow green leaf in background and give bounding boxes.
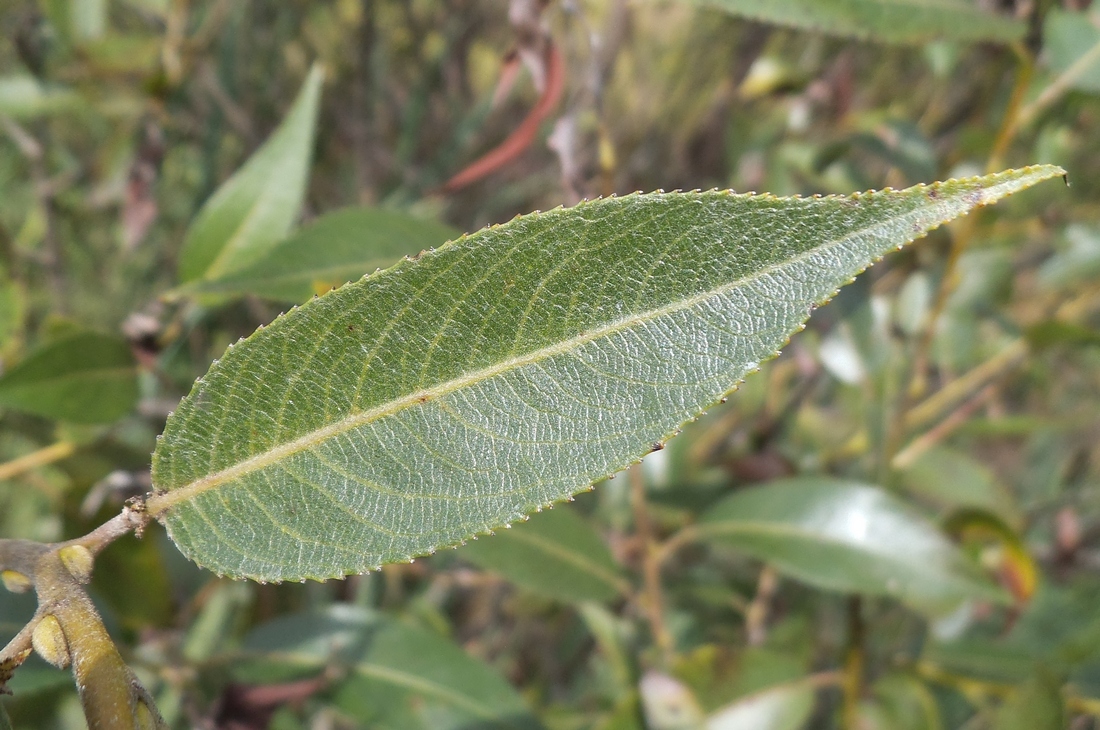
[994,671,1066,730]
[1038,225,1100,290]
[898,445,1021,526]
[705,679,815,730]
[858,674,942,730]
[0,331,138,424]
[684,0,1025,45]
[184,206,459,302]
[0,77,78,119]
[149,166,1063,582]
[177,64,323,284]
[695,478,1006,614]
[460,505,629,603]
[639,671,706,730]
[70,0,107,41]
[237,605,538,730]
[1044,9,1100,94]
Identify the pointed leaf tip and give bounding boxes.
[151,168,1063,582]
[177,63,324,285]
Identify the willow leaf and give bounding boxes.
[149,166,1063,582]
[184,206,460,302]
[686,0,1025,44]
[177,64,323,284]
[460,504,629,603]
[0,331,138,424]
[1045,8,1100,94]
[695,478,1005,615]
[237,606,537,729]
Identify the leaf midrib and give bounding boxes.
[492,525,631,596]
[149,198,942,517]
[695,519,942,566]
[261,650,516,720]
[0,366,135,390]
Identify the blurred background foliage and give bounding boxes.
[0,0,1099,728]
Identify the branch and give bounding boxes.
[67,500,153,556]
[0,503,164,727]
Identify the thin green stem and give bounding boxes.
[0,441,76,483]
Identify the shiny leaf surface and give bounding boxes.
[696,478,1007,614]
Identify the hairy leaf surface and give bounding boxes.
[149,166,1063,582]
[688,0,1024,44]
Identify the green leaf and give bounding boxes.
[70,0,107,41]
[177,64,323,284]
[858,674,941,730]
[0,77,78,119]
[148,166,1063,582]
[0,274,25,353]
[1038,225,1100,289]
[898,446,1020,526]
[705,679,815,730]
[0,332,138,424]
[460,504,629,603]
[994,671,1066,730]
[639,672,706,730]
[695,478,1006,614]
[184,206,460,302]
[684,0,1025,44]
[1044,9,1100,94]
[237,605,538,730]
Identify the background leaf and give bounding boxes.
[149,167,1063,582]
[237,605,539,730]
[0,331,138,424]
[185,206,459,302]
[898,446,1021,526]
[177,64,323,284]
[683,0,1025,44]
[1044,9,1100,94]
[993,671,1065,730]
[459,504,629,603]
[0,77,78,119]
[705,680,815,730]
[695,478,1006,614]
